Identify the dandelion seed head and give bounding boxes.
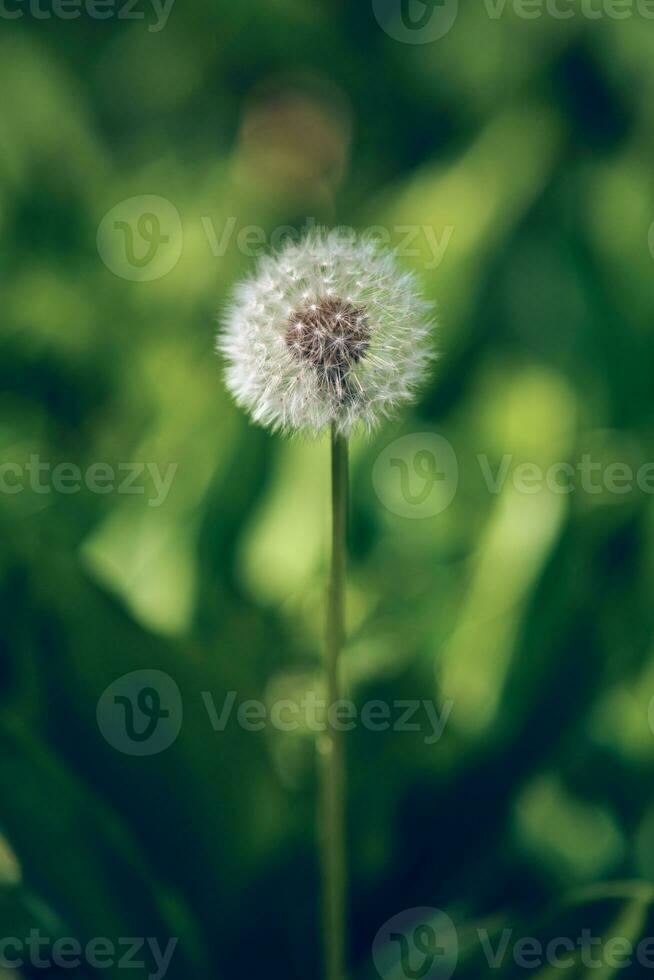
[218,228,436,436]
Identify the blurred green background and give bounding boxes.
[3,0,654,977]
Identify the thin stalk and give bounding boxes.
[321,422,348,980]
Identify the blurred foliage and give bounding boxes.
[2,1,654,978]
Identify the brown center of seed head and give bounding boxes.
[286,296,370,375]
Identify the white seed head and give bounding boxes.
[218,229,436,436]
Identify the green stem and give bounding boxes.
[321,422,348,980]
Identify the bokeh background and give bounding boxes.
[3,0,654,977]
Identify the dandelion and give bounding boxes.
[219,228,435,437]
[219,227,436,980]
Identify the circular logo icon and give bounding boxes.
[372,0,459,43]
[97,195,182,282]
[373,907,458,980]
[372,432,458,519]
[97,669,183,756]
